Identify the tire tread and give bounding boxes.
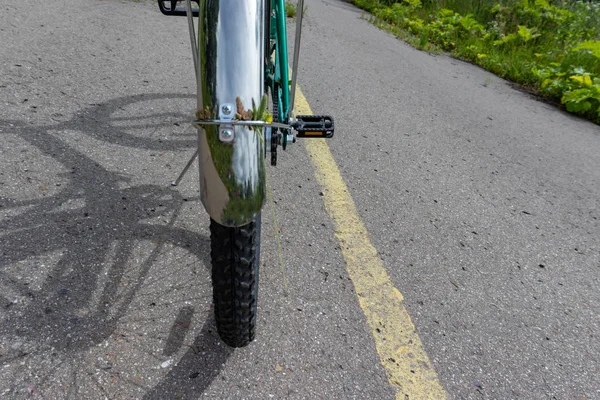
[210,217,260,347]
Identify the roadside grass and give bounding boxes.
[286,0,298,17]
[285,0,308,18]
[354,0,600,124]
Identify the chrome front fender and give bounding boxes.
[196,0,266,226]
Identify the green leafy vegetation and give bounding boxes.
[285,0,298,18]
[354,0,600,123]
[285,0,307,18]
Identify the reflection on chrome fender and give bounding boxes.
[196,0,266,226]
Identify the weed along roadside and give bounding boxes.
[353,0,600,125]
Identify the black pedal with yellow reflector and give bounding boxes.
[293,115,334,138]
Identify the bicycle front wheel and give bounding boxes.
[210,215,261,347]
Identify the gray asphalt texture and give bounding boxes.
[1,0,599,399]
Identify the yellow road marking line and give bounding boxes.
[295,87,447,400]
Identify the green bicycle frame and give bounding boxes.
[269,0,290,124]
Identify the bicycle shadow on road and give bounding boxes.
[0,93,231,397]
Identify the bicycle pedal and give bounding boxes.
[293,115,334,138]
[158,0,199,16]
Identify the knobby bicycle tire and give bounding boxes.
[210,215,261,347]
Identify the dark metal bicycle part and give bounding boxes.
[158,0,199,16]
[270,82,280,166]
[171,149,198,186]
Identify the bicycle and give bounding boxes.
[158,0,334,347]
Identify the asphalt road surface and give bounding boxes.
[1,0,599,399]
